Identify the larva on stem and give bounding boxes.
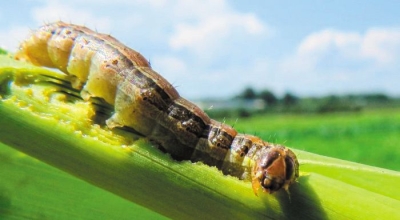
[15,21,299,195]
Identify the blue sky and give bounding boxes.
[1,0,399,99]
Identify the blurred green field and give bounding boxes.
[224,107,400,171]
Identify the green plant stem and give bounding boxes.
[1,55,400,219]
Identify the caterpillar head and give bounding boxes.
[252,146,299,195]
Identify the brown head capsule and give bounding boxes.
[251,146,299,195]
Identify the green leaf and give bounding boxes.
[1,54,399,219]
[0,48,7,55]
[0,142,167,220]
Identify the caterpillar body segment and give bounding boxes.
[16,21,299,195]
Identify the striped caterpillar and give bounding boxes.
[15,21,299,195]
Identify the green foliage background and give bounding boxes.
[228,109,400,171]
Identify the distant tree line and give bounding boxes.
[206,86,400,118]
[235,87,299,107]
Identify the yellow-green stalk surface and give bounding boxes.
[0,54,399,219]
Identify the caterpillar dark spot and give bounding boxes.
[15,21,299,195]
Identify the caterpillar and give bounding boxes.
[15,21,299,195]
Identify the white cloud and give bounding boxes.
[151,56,187,78]
[44,0,167,7]
[31,1,111,32]
[170,14,265,51]
[0,26,30,51]
[360,28,400,64]
[168,0,268,58]
[274,27,400,96]
[283,27,400,73]
[286,29,361,73]
[297,29,361,58]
